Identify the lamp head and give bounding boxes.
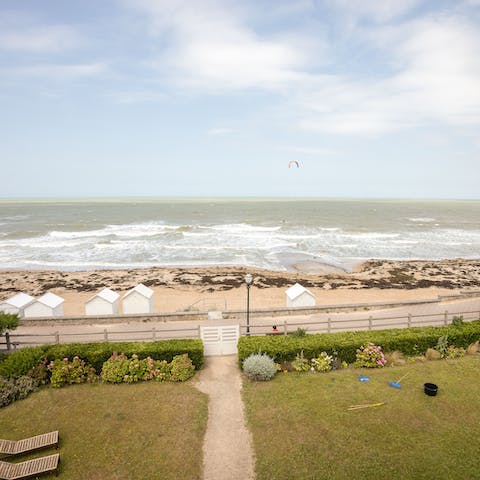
[245,273,253,286]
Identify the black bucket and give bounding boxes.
[424,383,438,396]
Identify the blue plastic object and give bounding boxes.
[358,376,370,382]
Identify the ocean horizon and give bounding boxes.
[0,198,479,271]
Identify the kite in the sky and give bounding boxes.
[288,160,300,168]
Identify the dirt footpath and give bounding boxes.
[194,356,255,480]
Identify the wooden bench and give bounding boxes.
[0,432,58,457]
[0,453,59,479]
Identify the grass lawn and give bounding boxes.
[243,355,480,480]
[0,381,208,480]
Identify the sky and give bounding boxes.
[0,0,479,199]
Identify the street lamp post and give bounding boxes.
[245,273,253,335]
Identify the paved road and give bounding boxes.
[6,297,480,347]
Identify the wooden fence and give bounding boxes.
[1,308,479,352]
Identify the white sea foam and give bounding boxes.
[0,201,479,270]
[408,217,436,222]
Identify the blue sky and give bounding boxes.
[1,0,479,199]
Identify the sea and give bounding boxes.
[0,198,479,272]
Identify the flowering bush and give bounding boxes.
[311,352,333,372]
[48,356,97,388]
[169,354,195,382]
[123,354,151,383]
[100,352,130,383]
[101,353,191,383]
[143,357,170,382]
[292,351,310,372]
[101,353,163,383]
[354,343,387,368]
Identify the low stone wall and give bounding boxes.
[17,295,463,326]
[20,311,209,327]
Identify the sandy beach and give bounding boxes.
[1,259,479,316]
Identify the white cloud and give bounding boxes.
[111,90,169,104]
[282,146,339,156]
[326,0,424,23]
[4,63,106,79]
[207,127,234,135]
[0,17,82,52]
[124,0,313,91]
[292,14,480,134]
[124,0,480,135]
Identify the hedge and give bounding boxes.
[238,320,480,365]
[0,346,49,379]
[0,339,203,378]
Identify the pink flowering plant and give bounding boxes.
[354,342,387,368]
[48,356,97,388]
[100,352,130,383]
[101,352,191,383]
[168,354,195,382]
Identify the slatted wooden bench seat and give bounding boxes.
[0,432,58,457]
[0,453,59,479]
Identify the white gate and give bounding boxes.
[200,325,240,356]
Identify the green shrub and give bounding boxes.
[435,335,449,357]
[0,346,48,379]
[444,346,466,359]
[0,312,19,335]
[0,377,16,407]
[45,339,203,372]
[291,351,310,372]
[48,356,97,388]
[123,354,151,383]
[101,353,181,383]
[100,352,130,383]
[311,352,334,372]
[169,354,195,382]
[452,316,464,327]
[13,376,38,400]
[0,375,38,408]
[238,320,480,365]
[291,328,307,338]
[243,353,276,381]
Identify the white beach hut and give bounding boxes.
[122,283,154,314]
[85,288,120,316]
[0,292,35,318]
[285,283,316,308]
[23,292,65,318]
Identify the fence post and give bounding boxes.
[5,332,10,351]
[327,317,331,334]
[283,319,287,335]
[408,314,412,328]
[152,326,156,340]
[198,325,201,339]
[54,331,60,344]
[103,329,108,342]
[368,316,373,330]
[444,310,448,326]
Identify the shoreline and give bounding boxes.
[1,259,479,316]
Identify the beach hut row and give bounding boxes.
[85,284,154,316]
[1,283,315,319]
[0,284,155,318]
[0,292,64,319]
